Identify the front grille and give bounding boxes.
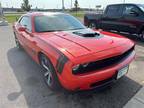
[73,46,134,75]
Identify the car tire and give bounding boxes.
[14,33,22,49]
[39,54,62,91]
[89,22,96,28]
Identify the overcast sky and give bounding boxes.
[0,0,144,9]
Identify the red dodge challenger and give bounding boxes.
[13,12,135,91]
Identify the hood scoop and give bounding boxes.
[72,29,100,38]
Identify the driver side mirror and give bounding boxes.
[18,26,26,32]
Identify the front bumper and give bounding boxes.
[58,51,135,91]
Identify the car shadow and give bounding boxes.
[7,47,142,108]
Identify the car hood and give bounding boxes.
[37,29,133,58]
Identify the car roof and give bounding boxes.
[23,12,67,17]
[107,3,140,7]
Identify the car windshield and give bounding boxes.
[34,14,86,32]
[138,4,144,12]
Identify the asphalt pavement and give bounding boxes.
[0,25,144,108]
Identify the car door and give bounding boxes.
[19,16,38,59]
[100,5,122,31]
[120,4,143,34]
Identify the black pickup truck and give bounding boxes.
[84,4,144,40]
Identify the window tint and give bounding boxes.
[19,16,32,32]
[105,5,121,17]
[34,14,86,32]
[123,5,139,15]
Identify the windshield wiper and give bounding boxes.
[67,28,85,30]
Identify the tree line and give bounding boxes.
[21,0,80,12]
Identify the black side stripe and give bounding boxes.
[56,54,69,74]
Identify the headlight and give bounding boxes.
[72,63,89,72]
[72,64,80,71]
[82,63,89,68]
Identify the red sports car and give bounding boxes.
[13,12,135,91]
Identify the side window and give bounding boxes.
[19,16,32,32]
[123,5,139,16]
[105,5,121,17]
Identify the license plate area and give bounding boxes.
[117,66,129,79]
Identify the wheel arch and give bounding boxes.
[37,52,63,91]
[37,51,52,65]
[37,51,57,70]
[38,51,44,64]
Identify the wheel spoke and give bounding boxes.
[41,58,49,70]
[42,63,49,70]
[47,73,51,85]
[44,71,49,76]
[41,56,53,86]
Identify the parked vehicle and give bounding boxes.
[84,4,144,40]
[13,12,135,91]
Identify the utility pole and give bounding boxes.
[0,2,4,18]
[123,0,125,3]
[62,0,65,11]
